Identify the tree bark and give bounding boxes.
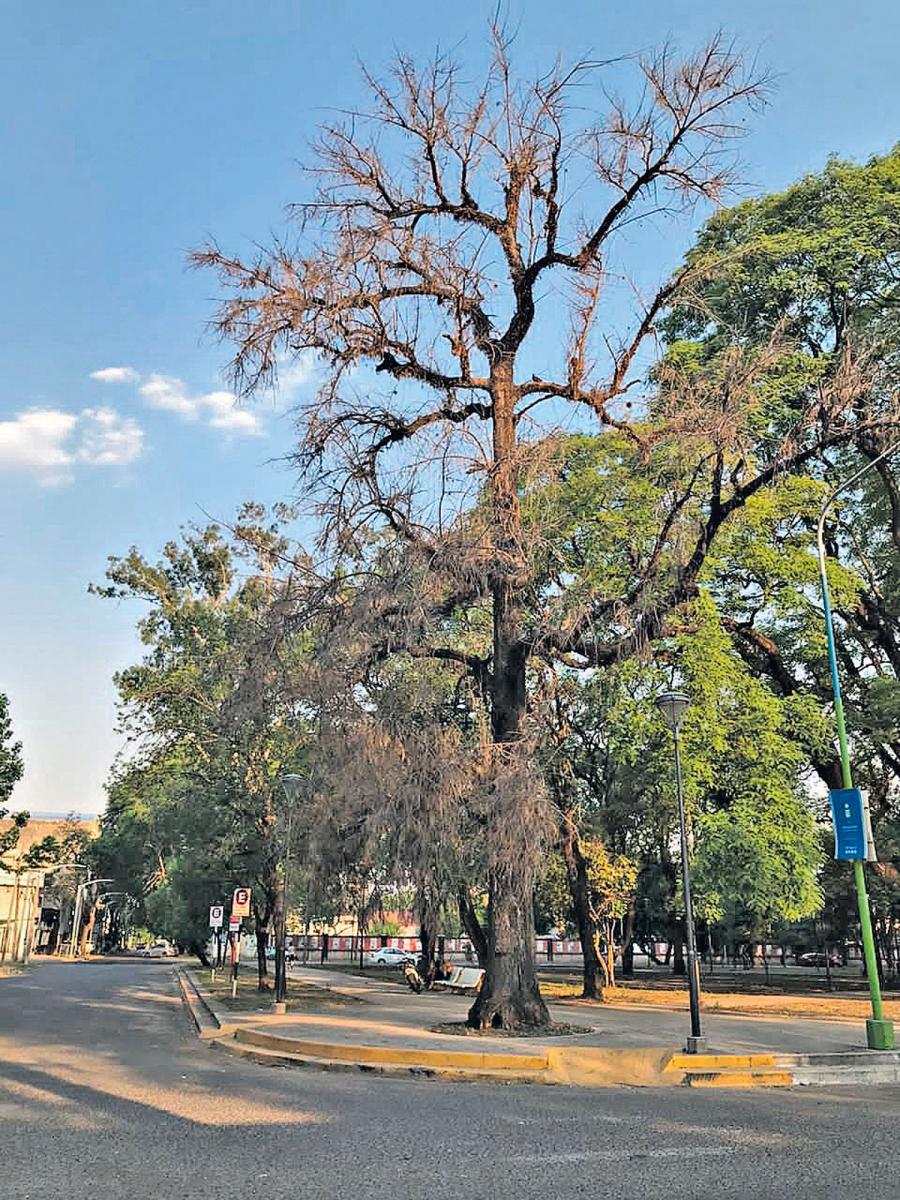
[255,917,271,991]
[467,358,550,1030]
[419,922,437,981]
[457,887,488,965]
[621,898,636,978]
[466,880,548,1029]
[190,940,210,967]
[559,811,605,999]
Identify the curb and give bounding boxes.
[173,971,900,1090]
[175,967,227,1040]
[214,1025,684,1088]
[776,1050,900,1087]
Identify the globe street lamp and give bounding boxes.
[816,443,900,1051]
[656,690,705,1054]
[274,773,306,1010]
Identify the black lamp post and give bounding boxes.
[656,690,706,1054]
[274,773,304,1010]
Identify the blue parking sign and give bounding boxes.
[829,788,866,861]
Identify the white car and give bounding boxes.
[367,946,417,967]
[145,940,177,958]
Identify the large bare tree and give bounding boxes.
[194,30,892,1027]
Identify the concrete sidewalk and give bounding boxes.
[178,962,900,1088]
[272,964,871,1056]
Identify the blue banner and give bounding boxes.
[829,787,866,861]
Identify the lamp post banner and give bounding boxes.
[829,787,866,861]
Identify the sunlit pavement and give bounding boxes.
[2,961,899,1200]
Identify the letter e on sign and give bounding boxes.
[232,887,251,918]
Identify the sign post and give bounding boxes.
[228,914,241,998]
[209,905,224,982]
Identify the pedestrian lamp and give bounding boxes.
[656,690,705,1054]
[816,443,900,1051]
[274,773,305,1009]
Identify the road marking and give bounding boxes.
[513,1145,738,1165]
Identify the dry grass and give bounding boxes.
[189,968,357,1012]
[541,978,900,1022]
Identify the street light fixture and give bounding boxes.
[816,442,900,1051]
[274,774,306,1010]
[656,690,705,1054]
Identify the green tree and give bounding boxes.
[94,512,312,985]
[0,694,26,868]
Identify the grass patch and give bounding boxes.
[189,967,358,1013]
[540,977,900,1022]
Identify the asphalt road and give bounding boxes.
[1,961,899,1200]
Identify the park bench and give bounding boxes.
[432,966,484,994]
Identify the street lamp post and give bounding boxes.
[816,444,899,1051]
[44,862,88,956]
[656,690,706,1054]
[70,878,114,958]
[274,773,305,1011]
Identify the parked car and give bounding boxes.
[367,946,417,967]
[797,950,843,967]
[145,940,178,958]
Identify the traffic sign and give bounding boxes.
[228,915,241,933]
[830,787,866,861]
[209,904,224,929]
[231,887,251,918]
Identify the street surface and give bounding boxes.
[1,961,899,1200]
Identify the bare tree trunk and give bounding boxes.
[466,878,548,1029]
[255,916,271,991]
[468,362,550,1030]
[457,887,488,965]
[191,940,211,967]
[621,898,636,978]
[559,811,605,999]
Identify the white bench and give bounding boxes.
[432,966,484,994]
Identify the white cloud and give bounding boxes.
[139,373,198,418]
[0,406,144,484]
[90,365,264,437]
[138,372,262,435]
[202,390,262,433]
[77,407,144,466]
[90,367,139,384]
[0,409,78,472]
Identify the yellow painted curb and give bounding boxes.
[686,1070,793,1089]
[235,1027,550,1072]
[548,1046,682,1087]
[666,1053,777,1072]
[233,1027,686,1086]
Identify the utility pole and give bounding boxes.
[275,774,305,1012]
[657,690,705,1054]
[816,444,899,1050]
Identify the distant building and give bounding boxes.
[0,817,99,963]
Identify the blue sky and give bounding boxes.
[2,0,898,817]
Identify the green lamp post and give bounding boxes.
[816,444,898,1051]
